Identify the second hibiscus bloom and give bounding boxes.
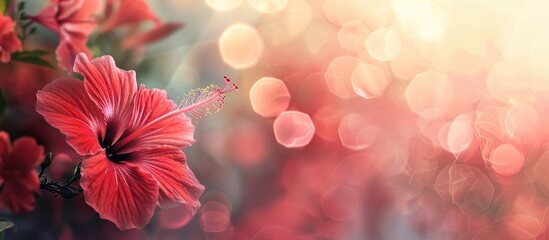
[0,15,22,63]
[36,53,205,230]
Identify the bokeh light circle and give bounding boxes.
[206,0,244,11]
[249,77,291,117]
[219,24,264,69]
[351,63,389,99]
[488,144,525,176]
[486,60,533,103]
[273,111,315,148]
[321,185,361,221]
[535,151,549,192]
[505,214,543,239]
[366,29,401,61]
[337,21,372,52]
[257,0,312,45]
[338,113,380,150]
[390,0,430,21]
[441,114,474,154]
[199,211,231,233]
[158,204,194,229]
[405,71,454,118]
[325,56,363,98]
[504,104,540,145]
[323,0,340,25]
[411,4,449,42]
[199,201,232,233]
[313,104,343,141]
[248,0,288,13]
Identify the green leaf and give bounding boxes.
[12,50,51,59]
[11,55,55,69]
[14,50,50,57]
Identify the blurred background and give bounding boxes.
[4,0,549,239]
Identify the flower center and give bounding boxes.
[99,124,129,162]
[103,144,132,162]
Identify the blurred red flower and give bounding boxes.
[0,131,44,213]
[31,0,99,71]
[102,0,182,49]
[36,53,204,230]
[102,0,158,32]
[0,15,22,63]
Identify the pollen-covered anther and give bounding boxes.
[178,75,238,120]
[219,76,239,93]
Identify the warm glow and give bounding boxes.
[273,111,315,148]
[351,63,389,99]
[489,144,525,176]
[248,0,288,13]
[405,71,454,118]
[366,29,402,61]
[206,0,244,11]
[219,23,264,69]
[325,56,362,98]
[249,77,291,117]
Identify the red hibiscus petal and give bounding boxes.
[74,53,137,145]
[80,153,159,230]
[0,16,16,35]
[33,0,99,34]
[0,171,39,213]
[33,0,98,71]
[62,22,97,38]
[115,88,194,154]
[0,16,21,63]
[56,34,92,71]
[2,32,22,53]
[36,77,105,155]
[59,0,99,36]
[58,0,99,23]
[6,137,44,171]
[31,5,61,33]
[133,146,204,210]
[57,0,85,20]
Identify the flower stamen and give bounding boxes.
[111,76,237,152]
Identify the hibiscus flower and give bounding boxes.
[31,0,99,71]
[0,131,44,213]
[36,53,236,230]
[0,15,22,63]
